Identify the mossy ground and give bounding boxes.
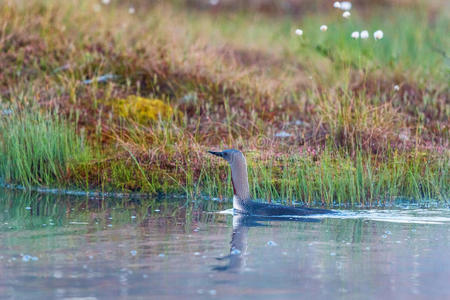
[0,0,448,205]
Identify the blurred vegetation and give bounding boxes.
[0,0,448,204]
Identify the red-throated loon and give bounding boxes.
[208,149,333,216]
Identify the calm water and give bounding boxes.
[0,189,449,300]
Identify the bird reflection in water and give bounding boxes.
[213,214,320,272]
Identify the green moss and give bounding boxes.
[112,96,175,124]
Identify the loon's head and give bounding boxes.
[208,149,244,165]
[208,149,251,203]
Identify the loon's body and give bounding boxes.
[209,149,334,217]
[233,196,331,216]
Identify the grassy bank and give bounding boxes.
[0,0,448,204]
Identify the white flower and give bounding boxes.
[373,30,384,40]
[295,29,303,36]
[128,6,135,14]
[342,11,351,18]
[333,1,341,8]
[101,0,110,4]
[360,30,369,39]
[394,85,400,91]
[209,0,219,5]
[320,25,328,32]
[351,31,359,39]
[340,1,352,11]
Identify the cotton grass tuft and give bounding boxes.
[360,30,369,39]
[374,30,384,40]
[351,31,359,39]
[295,29,303,36]
[340,1,352,11]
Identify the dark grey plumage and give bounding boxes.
[235,201,332,216]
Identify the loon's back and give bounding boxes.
[239,201,333,217]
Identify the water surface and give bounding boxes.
[0,189,449,300]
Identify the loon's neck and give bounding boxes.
[230,162,251,213]
[231,172,251,213]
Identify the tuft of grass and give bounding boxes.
[0,110,91,187]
